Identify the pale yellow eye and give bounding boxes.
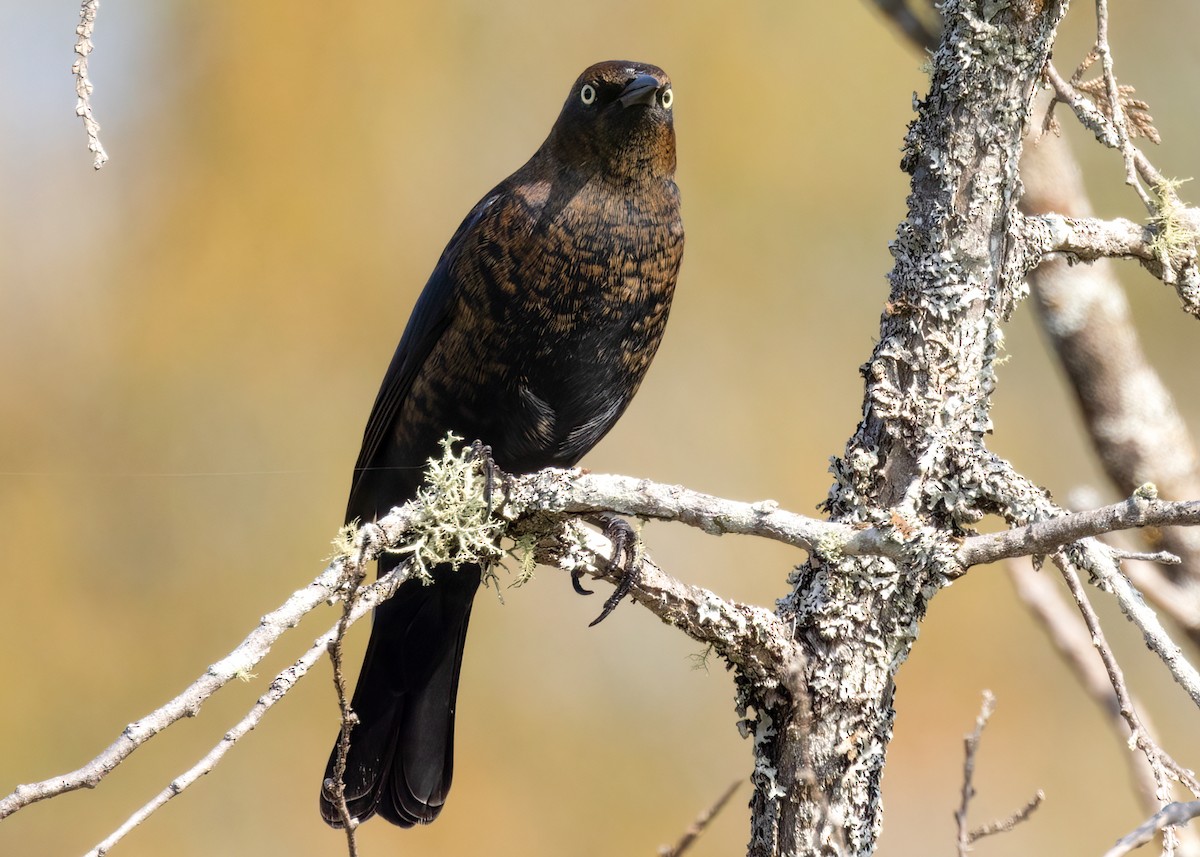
[580,84,596,105]
[661,88,673,110]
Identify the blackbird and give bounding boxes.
[319,60,683,828]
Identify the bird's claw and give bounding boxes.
[467,440,502,515]
[586,515,641,627]
[571,568,594,596]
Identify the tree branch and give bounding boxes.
[1009,557,1200,856]
[1020,208,1200,312]
[1054,551,1200,796]
[7,441,1199,853]
[504,469,882,558]
[1105,802,1200,857]
[1073,538,1200,721]
[955,492,1200,569]
[954,691,1044,856]
[1007,558,1162,813]
[72,0,108,169]
[514,471,1200,580]
[0,513,413,821]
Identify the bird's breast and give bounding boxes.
[417,172,682,469]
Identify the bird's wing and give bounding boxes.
[345,190,505,523]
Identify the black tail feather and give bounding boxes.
[320,560,481,828]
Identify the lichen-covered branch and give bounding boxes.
[72,0,108,169]
[955,492,1200,569]
[518,469,1200,578]
[5,435,1199,854]
[502,469,882,558]
[530,518,797,685]
[1019,208,1200,314]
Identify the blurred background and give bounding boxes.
[2,2,1198,855]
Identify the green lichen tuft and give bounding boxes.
[814,530,847,563]
[507,532,541,588]
[327,522,361,563]
[1148,177,1197,262]
[386,433,506,583]
[1133,482,1159,501]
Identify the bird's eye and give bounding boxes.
[661,88,673,110]
[580,83,596,105]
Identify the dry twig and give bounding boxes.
[324,549,370,854]
[1053,553,1200,801]
[954,691,1044,856]
[659,779,744,857]
[72,0,108,169]
[1007,559,1161,810]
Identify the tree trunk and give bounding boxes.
[753,3,1070,853]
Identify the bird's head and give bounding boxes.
[545,60,676,182]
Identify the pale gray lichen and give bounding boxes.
[384,434,506,583]
[554,521,599,577]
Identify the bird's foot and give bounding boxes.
[587,514,642,627]
[467,439,504,515]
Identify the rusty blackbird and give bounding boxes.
[319,60,683,828]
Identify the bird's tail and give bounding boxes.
[319,559,481,827]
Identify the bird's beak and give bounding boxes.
[618,74,662,108]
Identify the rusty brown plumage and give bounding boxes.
[319,60,683,829]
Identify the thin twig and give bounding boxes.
[1,559,351,818]
[972,791,1046,842]
[1074,539,1200,724]
[83,604,379,849]
[72,0,108,169]
[1043,62,1171,197]
[0,514,417,821]
[955,692,1044,855]
[955,690,995,856]
[1007,559,1161,812]
[83,564,406,856]
[325,550,371,853]
[1054,552,1199,798]
[1094,0,1152,209]
[658,779,744,857]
